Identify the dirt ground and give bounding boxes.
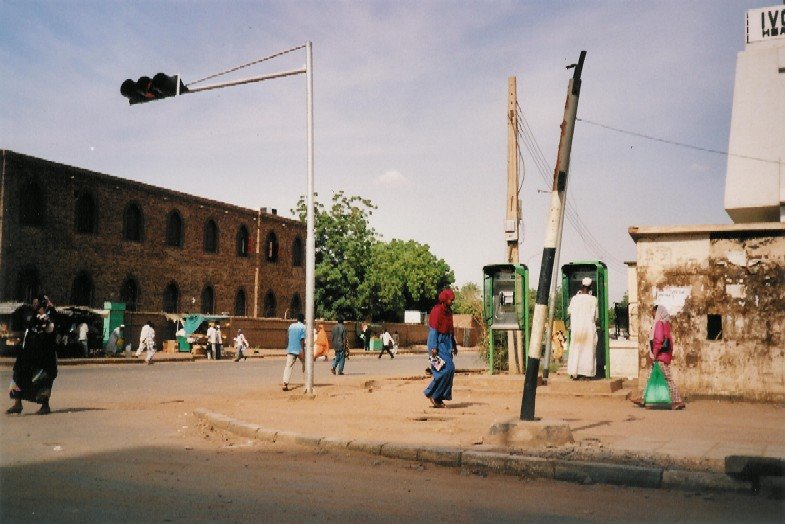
[192,368,785,474]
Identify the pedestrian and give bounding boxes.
[141,321,156,364]
[135,321,151,358]
[424,289,457,408]
[330,318,347,375]
[106,324,124,356]
[214,322,224,360]
[77,321,89,357]
[206,322,222,360]
[314,323,330,361]
[363,323,371,351]
[282,313,306,391]
[566,277,598,379]
[551,329,566,363]
[233,329,249,362]
[378,327,395,359]
[6,295,58,415]
[632,305,685,410]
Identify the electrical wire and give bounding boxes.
[577,118,782,165]
[187,44,307,87]
[516,104,627,269]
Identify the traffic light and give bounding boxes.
[120,73,189,105]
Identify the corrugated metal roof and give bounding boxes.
[0,302,26,315]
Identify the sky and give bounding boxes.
[0,0,766,303]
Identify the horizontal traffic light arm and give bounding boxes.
[187,68,306,93]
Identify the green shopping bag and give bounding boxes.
[643,362,672,406]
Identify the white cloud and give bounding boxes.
[375,170,411,188]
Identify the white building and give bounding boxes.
[724,4,785,223]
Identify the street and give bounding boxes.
[2,355,783,522]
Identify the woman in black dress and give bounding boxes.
[7,295,58,415]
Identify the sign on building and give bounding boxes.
[747,5,785,43]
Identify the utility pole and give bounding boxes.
[506,77,524,374]
[521,51,586,421]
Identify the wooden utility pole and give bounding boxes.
[521,51,587,420]
[506,77,524,374]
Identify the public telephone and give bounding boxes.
[482,264,530,373]
[561,261,610,379]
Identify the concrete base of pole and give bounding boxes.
[486,419,574,448]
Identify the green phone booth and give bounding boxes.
[482,264,529,375]
[102,302,126,345]
[561,261,610,379]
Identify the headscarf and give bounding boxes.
[428,288,455,335]
[649,304,671,341]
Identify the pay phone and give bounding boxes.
[482,264,529,374]
[561,261,610,379]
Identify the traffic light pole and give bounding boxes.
[521,51,586,421]
[121,42,317,394]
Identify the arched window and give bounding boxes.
[166,210,183,247]
[236,225,249,257]
[70,271,94,307]
[74,192,97,234]
[201,285,214,314]
[120,277,139,311]
[263,291,276,318]
[19,179,45,227]
[289,293,302,318]
[265,232,279,262]
[292,237,303,267]
[123,203,144,242]
[234,289,247,317]
[15,266,40,303]
[204,219,218,253]
[163,281,179,313]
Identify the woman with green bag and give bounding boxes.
[631,305,685,410]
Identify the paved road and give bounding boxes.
[2,356,782,522]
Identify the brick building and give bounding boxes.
[0,150,306,320]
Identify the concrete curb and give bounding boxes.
[192,408,755,495]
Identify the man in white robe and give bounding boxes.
[566,277,598,379]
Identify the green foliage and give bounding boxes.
[293,191,377,320]
[360,239,454,322]
[293,192,455,322]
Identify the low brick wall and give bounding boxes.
[123,313,452,351]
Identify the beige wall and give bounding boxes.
[630,224,785,402]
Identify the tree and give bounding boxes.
[293,192,377,320]
[360,239,454,322]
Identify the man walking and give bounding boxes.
[77,321,89,357]
[135,322,151,358]
[379,327,395,359]
[282,313,306,391]
[138,321,156,365]
[330,318,347,375]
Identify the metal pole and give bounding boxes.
[521,51,586,421]
[304,41,315,394]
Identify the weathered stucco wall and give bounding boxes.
[630,224,785,402]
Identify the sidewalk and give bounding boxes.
[192,361,785,496]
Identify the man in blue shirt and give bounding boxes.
[282,313,306,391]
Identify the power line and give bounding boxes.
[577,118,781,165]
[516,106,626,269]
